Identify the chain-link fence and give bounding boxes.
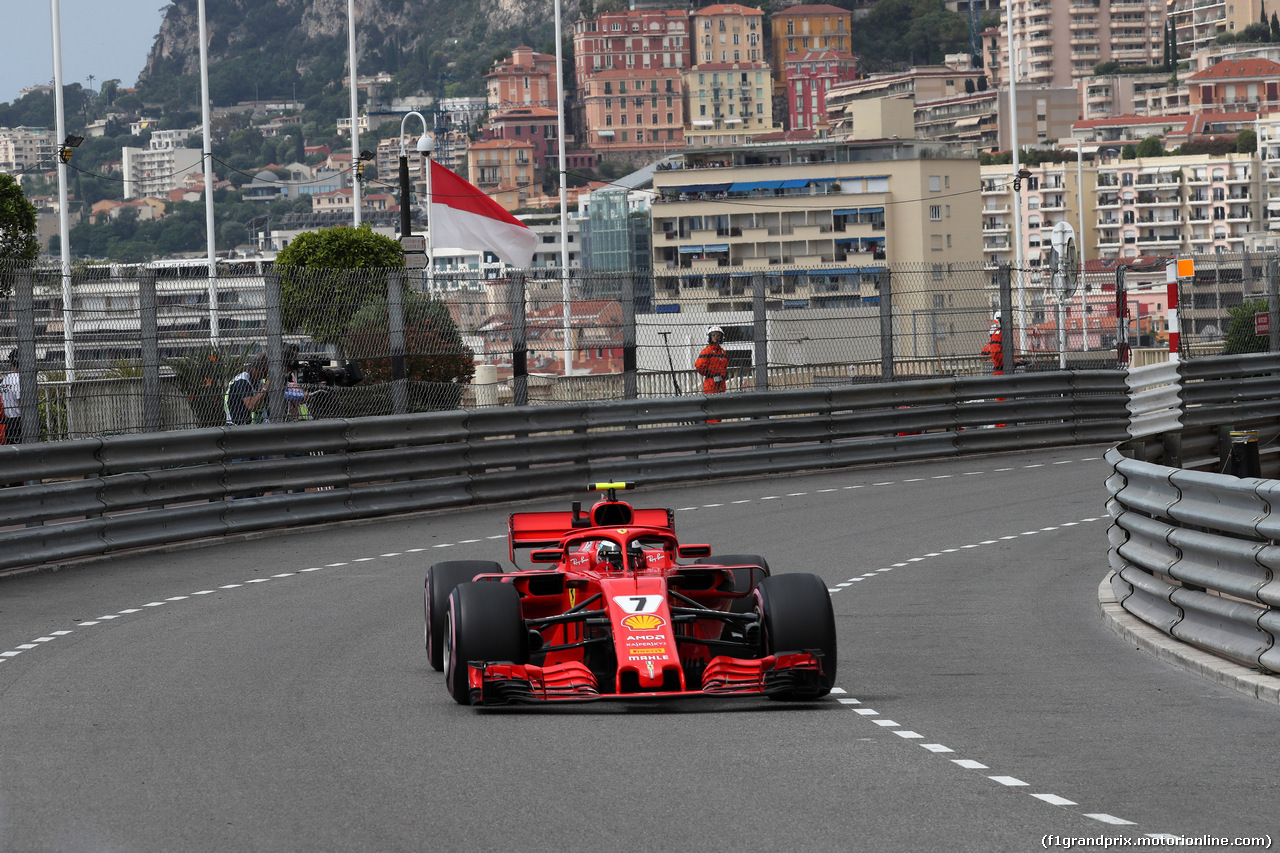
[0,252,1265,441]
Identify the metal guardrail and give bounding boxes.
[1107,352,1280,673]
[0,369,1129,573]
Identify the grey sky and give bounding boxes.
[2,1,166,105]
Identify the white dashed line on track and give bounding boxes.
[831,688,1146,831]
[826,515,1104,593]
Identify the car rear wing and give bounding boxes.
[508,503,675,562]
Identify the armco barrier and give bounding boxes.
[1107,351,1280,672]
[0,369,1129,573]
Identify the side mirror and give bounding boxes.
[530,549,562,563]
[677,544,712,558]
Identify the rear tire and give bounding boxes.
[755,573,837,699]
[695,554,770,614]
[425,560,503,671]
[444,582,527,705]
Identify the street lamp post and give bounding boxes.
[398,111,431,240]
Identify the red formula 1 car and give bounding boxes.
[422,483,837,706]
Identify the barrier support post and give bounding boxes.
[139,267,161,432]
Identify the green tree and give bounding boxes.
[1237,129,1258,154]
[1121,143,1138,159]
[1136,135,1164,157]
[344,291,475,402]
[1240,21,1270,41]
[274,224,405,346]
[1224,298,1270,354]
[0,174,40,264]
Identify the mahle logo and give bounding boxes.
[621,613,665,631]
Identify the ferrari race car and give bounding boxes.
[422,483,837,706]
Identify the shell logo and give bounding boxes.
[621,613,666,631]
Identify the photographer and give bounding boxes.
[224,354,269,426]
[283,344,312,422]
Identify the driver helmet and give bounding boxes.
[706,325,724,342]
[596,540,622,569]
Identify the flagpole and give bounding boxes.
[198,0,219,344]
[555,0,571,377]
[348,0,362,227]
[50,0,75,380]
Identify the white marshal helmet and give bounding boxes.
[706,325,724,338]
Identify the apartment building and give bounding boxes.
[769,4,853,96]
[979,161,1097,320]
[691,4,765,65]
[1256,114,1280,232]
[1169,0,1265,54]
[783,49,859,132]
[648,136,984,347]
[484,108,561,175]
[572,9,691,78]
[579,68,686,152]
[121,140,204,200]
[826,65,987,107]
[1186,57,1280,112]
[1068,111,1257,149]
[0,127,56,174]
[682,63,777,148]
[486,46,560,112]
[983,0,1165,90]
[1093,153,1258,258]
[466,139,536,212]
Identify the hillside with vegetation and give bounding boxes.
[1,0,975,261]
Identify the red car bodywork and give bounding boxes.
[453,487,829,705]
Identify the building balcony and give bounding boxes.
[982,204,1010,214]
[983,224,1010,235]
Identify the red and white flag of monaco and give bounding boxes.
[429,161,538,268]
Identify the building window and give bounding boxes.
[930,205,942,220]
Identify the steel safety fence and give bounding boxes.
[0,368,1128,573]
[1107,351,1280,672]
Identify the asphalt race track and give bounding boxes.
[1,445,1277,852]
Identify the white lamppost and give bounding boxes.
[49,0,76,380]
[348,0,363,226]
[1005,0,1026,353]
[398,111,431,245]
[554,0,571,376]
[198,0,219,343]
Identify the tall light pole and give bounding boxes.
[398,111,430,240]
[49,0,75,380]
[198,0,219,343]
[554,0,571,376]
[1005,0,1026,353]
[348,0,363,226]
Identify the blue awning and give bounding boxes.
[678,245,705,254]
[833,208,860,217]
[833,237,858,243]
[809,177,838,183]
[859,206,885,215]
[804,268,863,276]
[780,179,809,188]
[704,244,730,252]
[729,180,783,191]
[655,304,682,313]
